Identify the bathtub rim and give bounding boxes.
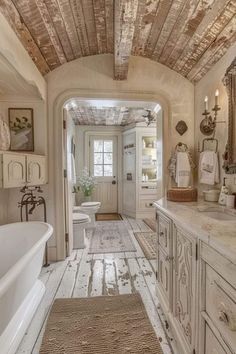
[0,221,53,297]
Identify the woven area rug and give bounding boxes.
[40,294,164,354]
[96,213,123,221]
[134,232,157,260]
[89,221,136,254]
[143,218,157,232]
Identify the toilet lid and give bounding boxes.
[81,201,101,207]
[73,213,90,223]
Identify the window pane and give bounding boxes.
[94,140,103,152]
[94,153,103,164]
[104,165,113,176]
[104,141,113,152]
[104,153,112,164]
[94,165,103,176]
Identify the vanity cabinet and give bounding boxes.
[0,152,47,188]
[156,209,197,354]
[156,205,236,354]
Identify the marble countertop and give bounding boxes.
[154,198,236,264]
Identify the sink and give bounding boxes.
[201,210,236,221]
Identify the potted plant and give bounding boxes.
[77,168,96,202]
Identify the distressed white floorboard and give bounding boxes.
[114,258,132,294]
[17,216,171,354]
[72,255,92,298]
[104,259,118,295]
[90,259,104,296]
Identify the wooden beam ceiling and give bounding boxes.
[0,0,235,83]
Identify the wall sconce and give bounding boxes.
[200,89,225,136]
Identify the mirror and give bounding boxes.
[223,57,236,174]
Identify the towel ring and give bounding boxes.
[175,142,188,151]
[201,138,218,153]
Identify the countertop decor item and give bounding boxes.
[0,115,10,150]
[8,108,34,151]
[167,187,198,202]
[203,189,220,202]
[175,120,188,135]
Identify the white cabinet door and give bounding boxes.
[26,155,46,186]
[173,225,197,352]
[2,153,26,188]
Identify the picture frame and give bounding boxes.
[8,108,34,151]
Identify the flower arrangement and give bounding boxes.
[77,168,96,197]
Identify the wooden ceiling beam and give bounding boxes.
[0,0,50,75]
[114,0,139,80]
[81,0,98,55]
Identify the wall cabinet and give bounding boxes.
[0,152,47,188]
[156,207,236,354]
[122,126,158,218]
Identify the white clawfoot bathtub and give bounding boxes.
[0,222,53,354]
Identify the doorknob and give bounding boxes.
[112,180,116,185]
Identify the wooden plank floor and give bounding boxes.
[17,216,172,354]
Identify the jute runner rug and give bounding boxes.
[88,221,136,254]
[40,294,164,354]
[143,218,157,232]
[134,232,157,260]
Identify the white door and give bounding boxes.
[90,136,118,213]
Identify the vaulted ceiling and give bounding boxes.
[0,0,235,83]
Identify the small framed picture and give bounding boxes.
[8,108,34,151]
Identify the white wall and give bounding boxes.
[195,44,236,194]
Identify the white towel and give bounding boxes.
[175,152,191,187]
[199,151,219,185]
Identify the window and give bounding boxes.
[93,140,113,177]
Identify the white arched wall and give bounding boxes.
[46,54,194,261]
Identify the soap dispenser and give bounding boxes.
[218,178,229,205]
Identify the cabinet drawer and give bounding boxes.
[157,212,171,254]
[138,197,155,210]
[205,325,227,354]
[205,264,236,352]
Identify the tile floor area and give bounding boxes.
[17,216,172,354]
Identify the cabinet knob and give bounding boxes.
[160,231,164,237]
[219,311,229,325]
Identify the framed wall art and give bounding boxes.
[8,108,34,151]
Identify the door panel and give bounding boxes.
[90,136,118,213]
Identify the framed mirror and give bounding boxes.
[223,57,236,174]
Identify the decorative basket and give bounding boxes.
[167,188,198,202]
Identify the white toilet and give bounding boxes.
[73,201,101,228]
[73,212,90,249]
